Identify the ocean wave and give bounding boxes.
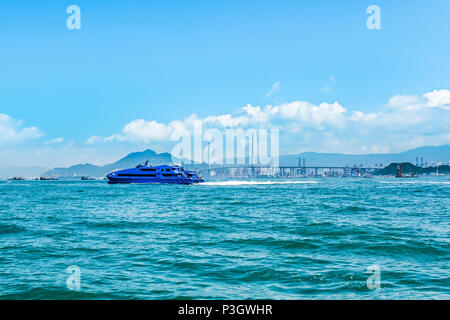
[0,224,26,235]
[0,287,118,300]
[1,179,449,299]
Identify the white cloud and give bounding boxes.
[122,119,171,142]
[423,89,450,108]
[204,114,249,127]
[0,113,43,146]
[387,94,421,109]
[45,137,64,145]
[265,81,280,97]
[349,110,378,122]
[275,101,347,130]
[86,135,102,145]
[101,119,190,144]
[241,104,278,124]
[83,88,450,155]
[387,90,450,111]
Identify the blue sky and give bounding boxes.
[1,0,450,166]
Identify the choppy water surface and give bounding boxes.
[0,178,449,299]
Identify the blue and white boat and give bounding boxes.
[106,162,204,184]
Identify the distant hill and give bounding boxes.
[374,162,450,176]
[374,162,419,176]
[33,144,450,178]
[42,149,174,178]
[280,145,450,167]
[101,149,173,174]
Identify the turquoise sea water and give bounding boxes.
[0,178,449,299]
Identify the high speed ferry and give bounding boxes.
[106,162,204,184]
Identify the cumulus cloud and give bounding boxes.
[387,94,421,109]
[204,113,249,127]
[278,101,347,128]
[387,89,450,111]
[102,119,189,143]
[86,89,450,154]
[423,89,450,108]
[0,114,43,146]
[122,119,172,142]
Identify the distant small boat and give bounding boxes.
[8,177,25,181]
[40,176,59,181]
[80,176,96,181]
[396,164,417,178]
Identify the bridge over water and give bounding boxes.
[196,165,377,178]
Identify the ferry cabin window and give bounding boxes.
[165,169,171,172]
[141,168,156,172]
[118,174,156,177]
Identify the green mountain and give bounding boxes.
[374,162,419,176]
[374,162,450,176]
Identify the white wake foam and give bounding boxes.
[379,180,450,185]
[201,180,318,186]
